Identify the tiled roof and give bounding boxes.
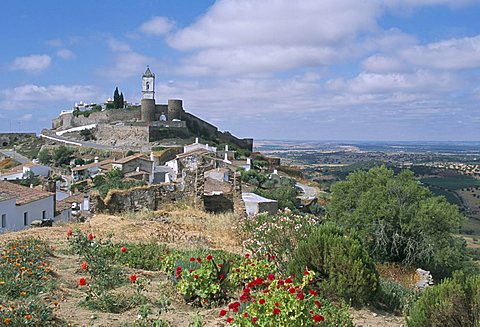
[71,159,113,172]
[204,177,231,195]
[0,181,53,205]
[115,154,152,164]
[0,191,15,202]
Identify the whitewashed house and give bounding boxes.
[0,181,55,234]
[0,162,50,181]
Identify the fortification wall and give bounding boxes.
[217,132,254,152]
[55,109,141,130]
[95,124,149,147]
[184,112,218,138]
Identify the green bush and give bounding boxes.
[375,279,419,314]
[406,271,480,327]
[287,224,379,306]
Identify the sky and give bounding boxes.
[1,0,480,141]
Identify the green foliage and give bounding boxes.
[37,148,52,165]
[221,271,353,327]
[93,168,145,197]
[375,279,419,314]
[52,145,74,167]
[287,224,379,306]
[242,210,321,272]
[114,243,169,271]
[20,171,41,187]
[80,129,95,141]
[241,169,268,186]
[406,271,480,327]
[255,177,298,210]
[328,166,467,279]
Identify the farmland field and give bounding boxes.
[420,176,480,190]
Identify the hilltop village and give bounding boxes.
[0,68,302,233]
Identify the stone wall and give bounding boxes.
[95,124,149,147]
[91,184,181,214]
[55,109,141,130]
[203,194,233,213]
[231,172,247,218]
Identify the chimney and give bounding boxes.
[150,152,154,161]
[195,137,199,143]
[94,156,99,163]
[246,158,251,165]
[225,144,229,151]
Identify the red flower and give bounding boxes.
[308,289,318,296]
[314,300,322,308]
[278,280,284,285]
[79,278,86,286]
[289,288,296,294]
[206,255,213,260]
[197,258,202,263]
[252,317,258,324]
[258,299,265,305]
[236,268,240,272]
[219,310,227,316]
[304,270,310,275]
[219,274,225,279]
[243,312,249,317]
[189,257,195,262]
[285,278,293,284]
[81,262,88,270]
[296,291,305,300]
[262,289,270,294]
[313,315,325,322]
[273,308,281,315]
[87,233,94,241]
[268,273,275,281]
[120,247,127,253]
[66,229,72,239]
[245,253,250,258]
[274,302,280,307]
[194,274,199,280]
[226,317,234,323]
[129,274,137,283]
[25,315,31,320]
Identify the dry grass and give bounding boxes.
[376,262,418,288]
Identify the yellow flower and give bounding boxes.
[20,291,27,296]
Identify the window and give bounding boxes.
[23,212,28,226]
[1,214,5,228]
[42,211,46,220]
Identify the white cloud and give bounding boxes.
[107,38,131,52]
[140,16,174,36]
[56,49,75,59]
[10,54,52,73]
[20,114,33,122]
[100,52,152,79]
[1,84,98,109]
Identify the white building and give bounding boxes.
[183,138,217,154]
[0,163,50,181]
[0,181,55,234]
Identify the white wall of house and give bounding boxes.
[0,172,23,180]
[25,165,50,177]
[0,196,54,234]
[55,208,72,222]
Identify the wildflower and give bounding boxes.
[189,257,195,262]
[285,278,293,284]
[259,298,265,305]
[304,270,310,275]
[245,253,250,258]
[314,300,322,308]
[194,274,199,280]
[244,312,249,317]
[267,273,275,281]
[3,318,11,324]
[219,310,227,316]
[196,257,202,263]
[274,302,280,307]
[273,308,281,315]
[206,255,213,260]
[226,317,234,323]
[53,301,59,306]
[313,315,325,322]
[289,288,296,294]
[252,316,258,324]
[120,246,127,253]
[308,289,318,296]
[130,274,137,283]
[79,278,86,286]
[87,233,94,241]
[66,229,72,239]
[25,315,31,320]
[81,262,88,270]
[20,291,27,296]
[219,274,225,279]
[296,291,305,300]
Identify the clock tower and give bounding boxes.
[141,66,156,122]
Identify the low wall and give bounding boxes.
[95,124,149,147]
[56,109,141,130]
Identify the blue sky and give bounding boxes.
[1,0,480,141]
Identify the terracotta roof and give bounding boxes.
[115,154,152,164]
[0,191,15,202]
[71,159,113,172]
[176,148,209,159]
[204,177,231,195]
[0,181,53,205]
[0,165,24,176]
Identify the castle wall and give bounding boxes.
[217,132,254,152]
[184,113,218,138]
[141,99,156,122]
[168,99,184,121]
[95,124,149,147]
[55,109,141,130]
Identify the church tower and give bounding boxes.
[141,67,156,122]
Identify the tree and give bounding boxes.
[37,149,52,165]
[52,145,74,167]
[119,92,124,109]
[328,166,466,279]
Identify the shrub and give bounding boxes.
[114,243,168,271]
[241,210,321,271]
[287,224,378,306]
[220,270,353,327]
[406,271,480,327]
[328,166,467,279]
[375,279,419,315]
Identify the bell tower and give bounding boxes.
[141,66,156,122]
